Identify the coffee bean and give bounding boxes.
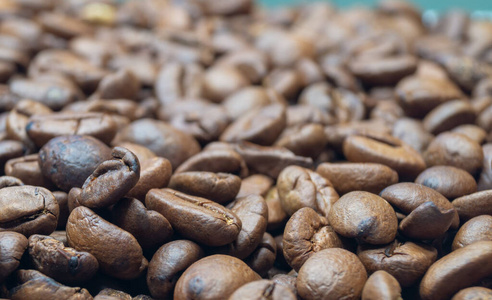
[244,232,277,277]
[174,255,261,300]
[297,248,367,300]
[415,166,477,199]
[275,123,327,158]
[349,55,417,86]
[236,174,273,198]
[264,187,287,231]
[229,280,296,300]
[452,190,492,222]
[146,189,242,247]
[419,241,492,300]
[0,231,27,283]
[452,215,492,250]
[452,287,492,300]
[0,186,59,237]
[66,206,148,280]
[392,118,434,154]
[361,270,402,300]
[176,147,248,177]
[155,62,203,106]
[0,175,23,188]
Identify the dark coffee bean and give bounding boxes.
[245,232,277,277]
[283,207,342,272]
[147,240,203,299]
[0,140,23,169]
[53,191,68,230]
[229,279,296,300]
[66,206,148,280]
[419,241,492,300]
[146,188,242,247]
[28,234,99,283]
[0,231,27,283]
[174,255,261,300]
[0,186,59,237]
[297,248,367,300]
[38,135,112,192]
[111,198,173,250]
[169,172,241,205]
[358,240,437,287]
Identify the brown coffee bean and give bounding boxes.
[478,144,492,191]
[424,132,483,175]
[380,183,458,239]
[392,118,433,154]
[220,103,286,146]
[71,147,140,209]
[126,156,172,200]
[175,148,248,178]
[5,154,54,189]
[53,191,68,230]
[111,198,173,250]
[358,240,438,287]
[236,174,273,198]
[264,187,287,231]
[453,190,492,222]
[452,287,492,300]
[416,166,477,200]
[420,241,492,300]
[217,195,268,259]
[275,123,327,158]
[26,112,117,147]
[94,288,131,300]
[216,49,269,84]
[146,188,242,247]
[38,12,93,39]
[113,118,200,169]
[0,185,59,237]
[232,142,313,179]
[343,132,426,180]
[155,62,203,106]
[423,100,476,135]
[452,215,492,251]
[49,231,68,246]
[0,231,27,283]
[283,207,343,272]
[278,166,339,216]
[396,75,464,118]
[329,191,398,244]
[147,240,203,300]
[229,280,296,300]
[286,104,335,128]
[317,162,398,195]
[66,206,148,280]
[9,269,92,300]
[93,69,140,101]
[244,232,277,277]
[0,175,23,188]
[202,65,250,103]
[349,55,417,86]
[28,234,99,283]
[451,124,487,144]
[169,172,241,205]
[174,255,261,300]
[0,140,23,168]
[39,135,112,192]
[326,120,392,153]
[297,248,367,300]
[223,87,284,121]
[361,270,402,300]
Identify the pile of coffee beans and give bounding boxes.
[0,0,492,299]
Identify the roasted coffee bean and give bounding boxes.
[147,240,203,300]
[146,189,241,247]
[424,132,483,175]
[275,123,327,158]
[0,231,27,283]
[392,118,433,154]
[202,66,250,103]
[111,198,173,250]
[114,118,200,169]
[52,191,68,230]
[93,69,140,101]
[451,124,487,144]
[94,288,131,300]
[415,166,477,199]
[70,147,140,209]
[283,207,343,272]
[297,248,367,300]
[169,172,241,205]
[420,241,492,300]
[5,154,54,189]
[380,183,458,239]
[478,144,492,191]
[66,206,148,280]
[423,100,476,135]
[126,156,172,201]
[358,240,438,287]
[452,215,492,250]
[452,190,492,222]
[38,135,112,192]
[26,112,117,147]
[349,55,417,86]
[174,255,261,300]
[223,87,285,121]
[236,174,273,198]
[0,186,59,237]
[361,270,402,300]
[28,235,99,283]
[343,132,426,180]
[217,195,268,259]
[0,175,23,188]
[175,147,248,177]
[155,62,203,106]
[220,103,286,146]
[9,269,92,300]
[229,280,296,300]
[452,287,492,300]
[264,187,287,231]
[329,191,397,244]
[317,162,398,195]
[244,232,277,277]
[0,140,23,169]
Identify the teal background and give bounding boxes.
[259,0,491,12]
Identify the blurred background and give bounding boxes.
[259,0,492,19]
